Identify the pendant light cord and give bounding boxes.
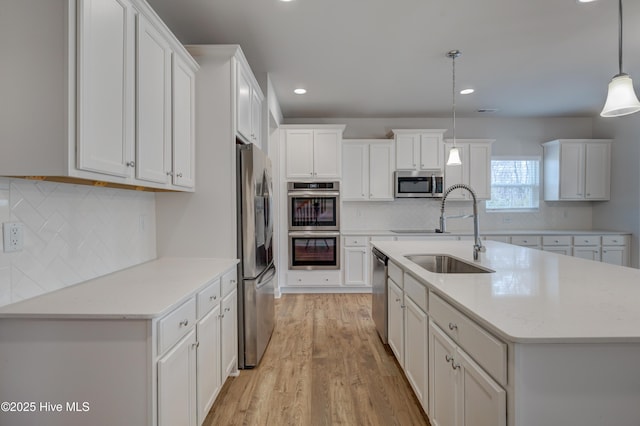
[452,52,456,145]
[618,0,623,75]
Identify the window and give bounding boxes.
[486,157,540,211]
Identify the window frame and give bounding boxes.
[486,155,541,213]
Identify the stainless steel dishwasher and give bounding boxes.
[371,247,388,344]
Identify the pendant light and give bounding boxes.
[446,50,462,166]
[600,0,640,117]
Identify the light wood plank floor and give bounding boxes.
[204,294,431,426]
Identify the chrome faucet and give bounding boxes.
[437,183,485,260]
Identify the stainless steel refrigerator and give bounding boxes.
[237,143,276,369]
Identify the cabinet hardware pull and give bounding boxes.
[445,354,453,363]
[192,342,200,349]
[224,307,231,312]
[177,173,183,178]
[400,304,406,309]
[126,161,135,167]
[451,361,461,370]
[448,322,458,331]
[166,171,173,176]
[231,280,236,283]
[220,314,225,318]
[395,298,401,302]
[210,295,217,301]
[179,319,189,327]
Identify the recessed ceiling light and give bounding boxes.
[477,108,499,113]
[577,0,597,3]
[460,89,475,95]
[294,88,307,95]
[280,0,295,2]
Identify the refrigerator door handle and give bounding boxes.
[256,264,276,290]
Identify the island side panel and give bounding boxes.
[0,318,150,426]
[513,342,640,426]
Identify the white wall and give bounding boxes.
[0,178,157,307]
[285,116,597,232]
[592,115,640,268]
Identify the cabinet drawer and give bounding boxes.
[542,236,571,246]
[221,268,238,296]
[388,261,403,288]
[344,236,369,247]
[287,270,340,286]
[403,273,427,312]
[197,278,221,318]
[510,236,541,247]
[158,298,197,354]
[602,235,626,246]
[429,292,507,386]
[573,235,600,246]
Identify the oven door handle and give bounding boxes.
[287,191,340,197]
[288,231,341,237]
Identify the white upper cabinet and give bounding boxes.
[0,0,199,191]
[393,129,446,171]
[171,56,196,189]
[444,140,493,200]
[284,125,345,180]
[236,58,264,147]
[136,13,172,184]
[542,139,611,201]
[77,0,135,178]
[342,139,394,201]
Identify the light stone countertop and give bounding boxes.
[343,229,631,236]
[0,258,239,319]
[372,240,640,343]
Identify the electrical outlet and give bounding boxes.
[3,222,24,253]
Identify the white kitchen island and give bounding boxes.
[0,258,239,426]
[372,240,640,426]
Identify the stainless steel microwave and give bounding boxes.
[394,171,444,198]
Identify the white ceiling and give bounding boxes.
[146,0,640,119]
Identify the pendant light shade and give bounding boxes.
[601,74,640,117]
[446,50,462,166]
[447,146,462,166]
[600,0,640,118]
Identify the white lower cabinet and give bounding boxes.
[429,322,506,426]
[404,296,428,408]
[343,235,370,286]
[196,305,221,424]
[387,277,404,365]
[221,287,238,378]
[158,329,198,426]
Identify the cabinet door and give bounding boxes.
[559,143,584,199]
[573,247,601,262]
[196,305,222,425]
[396,134,419,170]
[251,89,262,147]
[343,246,368,286]
[136,14,171,184]
[420,133,444,170]
[444,144,468,200]
[543,247,572,256]
[404,297,428,409]
[342,143,368,200]
[285,129,315,178]
[313,129,342,178]
[77,0,135,178]
[387,279,404,367]
[158,329,197,426]
[458,349,506,426]
[429,322,457,426]
[172,57,196,189]
[369,142,394,200]
[468,143,491,200]
[584,143,610,200]
[601,246,626,266]
[221,288,238,379]
[236,64,252,143]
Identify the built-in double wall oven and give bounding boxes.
[287,182,340,270]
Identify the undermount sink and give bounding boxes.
[405,254,494,274]
[391,229,447,234]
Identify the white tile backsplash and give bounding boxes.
[342,199,593,232]
[0,178,156,307]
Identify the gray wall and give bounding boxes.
[592,116,640,268]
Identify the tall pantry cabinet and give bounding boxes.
[0,0,198,191]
